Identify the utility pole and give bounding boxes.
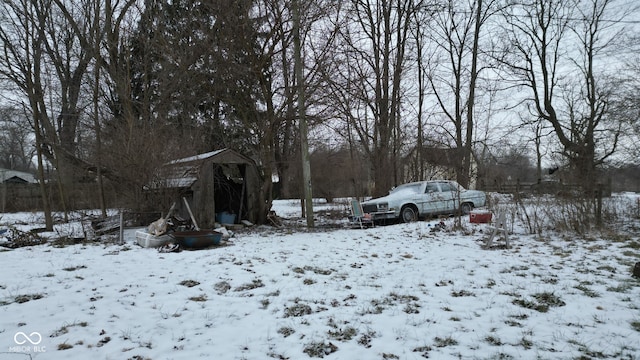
[293,0,314,227]
[94,0,107,218]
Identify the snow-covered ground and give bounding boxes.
[0,195,639,359]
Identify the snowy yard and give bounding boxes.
[1,195,639,359]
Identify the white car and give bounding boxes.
[361,180,486,223]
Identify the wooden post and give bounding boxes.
[183,197,200,230]
[238,165,246,223]
[0,173,6,213]
[119,211,124,245]
[293,0,314,228]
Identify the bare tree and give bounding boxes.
[0,0,54,229]
[1,0,143,218]
[425,0,499,188]
[0,106,36,171]
[410,4,435,181]
[500,0,629,193]
[226,0,342,220]
[55,0,178,210]
[612,54,640,161]
[331,0,419,197]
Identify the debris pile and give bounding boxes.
[0,227,46,249]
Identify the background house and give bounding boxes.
[0,168,39,213]
[0,168,38,184]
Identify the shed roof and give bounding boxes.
[150,148,255,189]
[166,148,254,166]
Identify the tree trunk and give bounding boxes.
[34,114,54,231]
[461,0,483,189]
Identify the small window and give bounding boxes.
[426,183,439,193]
[439,183,456,192]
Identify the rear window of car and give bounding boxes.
[438,182,457,192]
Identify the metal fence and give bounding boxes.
[0,183,116,213]
[479,181,612,197]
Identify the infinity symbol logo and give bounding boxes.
[14,332,42,345]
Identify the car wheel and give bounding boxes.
[401,206,418,223]
[460,202,473,215]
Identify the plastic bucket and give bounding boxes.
[216,212,236,224]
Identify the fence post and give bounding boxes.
[595,185,602,227]
[119,211,124,245]
[0,181,5,213]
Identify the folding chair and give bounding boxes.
[349,199,374,228]
[485,211,509,248]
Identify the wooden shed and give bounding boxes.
[151,149,260,228]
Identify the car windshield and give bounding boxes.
[389,183,422,196]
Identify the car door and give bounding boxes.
[420,182,444,216]
[411,182,430,214]
[437,182,459,212]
